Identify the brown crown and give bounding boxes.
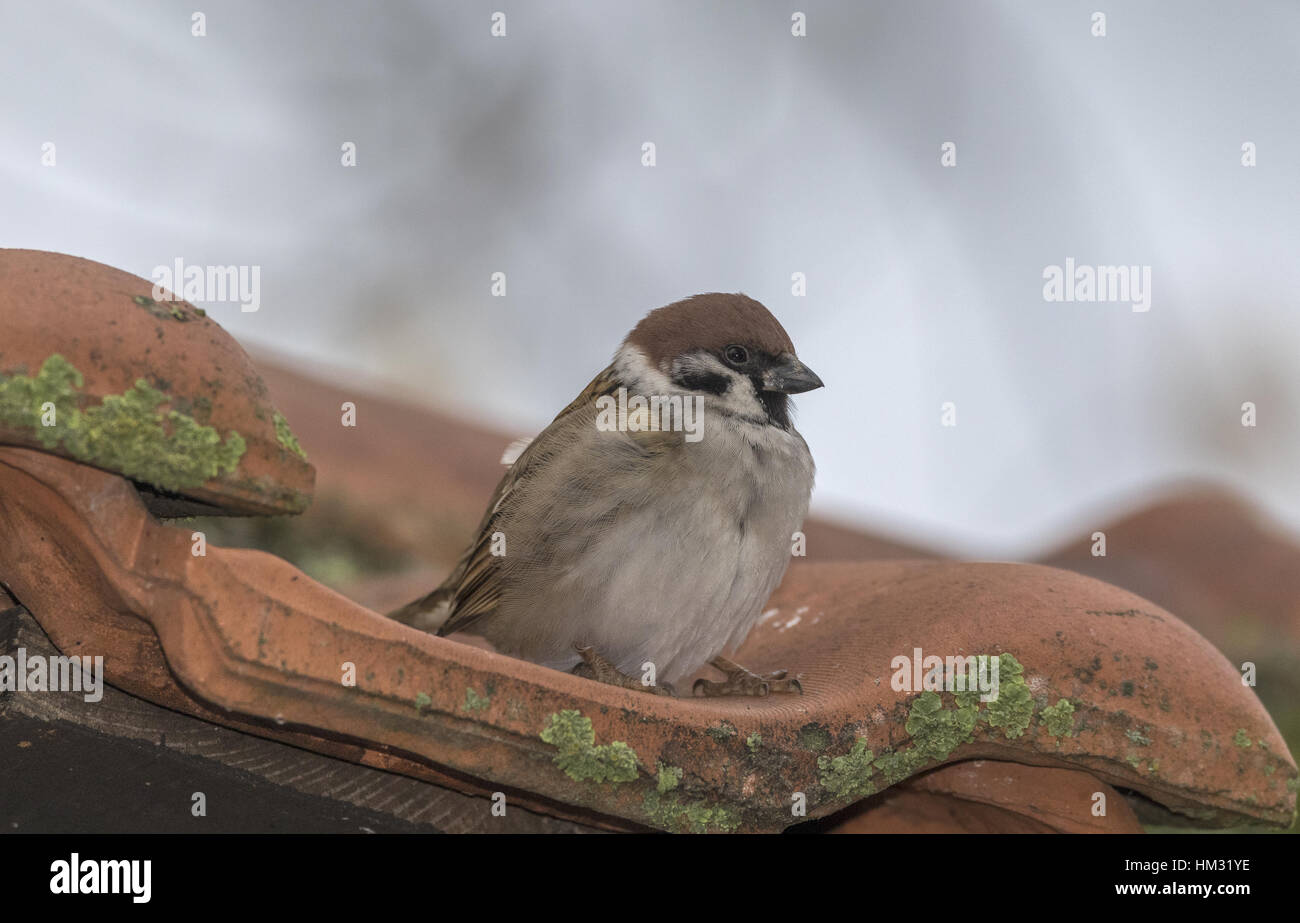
[624,293,796,369]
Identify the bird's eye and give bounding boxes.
[724,345,749,365]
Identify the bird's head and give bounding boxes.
[618,293,823,429]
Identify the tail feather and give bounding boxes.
[387,587,455,633]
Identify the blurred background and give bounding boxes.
[2,1,1297,828]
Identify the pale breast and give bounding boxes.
[476,410,815,683]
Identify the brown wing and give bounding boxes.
[424,365,622,636]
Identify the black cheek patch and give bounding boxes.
[759,390,791,429]
[672,369,731,395]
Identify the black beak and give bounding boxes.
[762,354,824,394]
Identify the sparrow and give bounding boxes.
[390,293,822,696]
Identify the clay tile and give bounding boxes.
[825,760,1144,833]
[0,249,313,516]
[0,447,1293,832]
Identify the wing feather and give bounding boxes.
[425,365,622,636]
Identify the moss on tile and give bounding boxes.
[815,651,1042,796]
[540,710,640,784]
[1125,728,1153,747]
[273,409,307,460]
[817,738,877,799]
[906,689,978,759]
[133,293,191,321]
[873,747,926,785]
[983,653,1034,739]
[642,788,740,833]
[0,354,245,492]
[797,723,832,752]
[1040,699,1076,737]
[706,722,737,742]
[461,687,490,712]
[656,762,682,793]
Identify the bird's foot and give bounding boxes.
[572,645,675,696]
[692,655,804,697]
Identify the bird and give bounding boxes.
[389,293,822,696]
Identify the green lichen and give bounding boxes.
[983,653,1034,738]
[71,380,247,490]
[540,710,640,784]
[273,409,308,460]
[706,722,737,742]
[0,354,78,448]
[656,762,682,793]
[817,738,877,799]
[133,293,190,321]
[872,747,926,785]
[814,652,1045,796]
[1125,728,1152,747]
[746,733,763,752]
[413,692,432,711]
[1287,778,1298,794]
[1040,699,1076,737]
[461,687,490,712]
[906,690,979,759]
[642,788,740,833]
[1233,728,1253,749]
[0,355,245,492]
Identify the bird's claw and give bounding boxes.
[692,656,804,697]
[572,645,675,696]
